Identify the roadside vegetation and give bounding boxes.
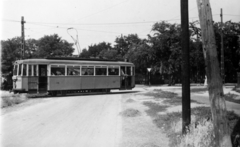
[225,93,240,104]
[143,90,240,147]
[120,108,141,117]
[1,91,48,108]
[191,87,240,104]
[190,87,208,93]
[1,91,28,108]
[233,86,240,93]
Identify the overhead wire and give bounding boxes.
[224,14,240,17]
[2,13,238,38]
[27,22,124,34]
[1,14,223,39]
[2,13,235,27]
[75,0,131,21]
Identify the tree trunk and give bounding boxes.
[196,0,232,147]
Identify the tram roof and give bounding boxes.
[14,57,134,66]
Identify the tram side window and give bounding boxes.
[18,64,22,76]
[28,65,32,76]
[13,65,18,76]
[126,67,131,76]
[51,65,65,76]
[81,66,94,76]
[132,67,135,76]
[67,66,80,76]
[33,65,37,76]
[95,67,107,76]
[23,64,27,76]
[108,67,119,75]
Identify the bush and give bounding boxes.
[179,118,214,147]
[152,107,240,147]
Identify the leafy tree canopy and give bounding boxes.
[1,37,22,74]
[35,34,74,58]
[1,34,74,75]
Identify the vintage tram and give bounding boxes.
[12,57,135,95]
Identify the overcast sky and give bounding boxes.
[1,0,240,54]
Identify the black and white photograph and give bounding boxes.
[1,0,240,146]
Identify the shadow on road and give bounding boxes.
[29,90,141,99]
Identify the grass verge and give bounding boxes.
[120,108,141,117]
[142,89,240,147]
[225,93,240,104]
[143,101,169,117]
[144,89,200,106]
[191,87,208,93]
[233,86,240,93]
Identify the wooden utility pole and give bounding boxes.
[21,16,26,59]
[181,0,191,134]
[196,0,232,147]
[220,8,225,83]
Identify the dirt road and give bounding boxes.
[2,93,123,147]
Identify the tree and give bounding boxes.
[1,37,22,74]
[148,21,182,85]
[189,21,206,83]
[25,38,38,58]
[114,34,141,57]
[34,34,74,58]
[125,39,153,73]
[88,42,112,58]
[79,48,91,58]
[98,49,121,60]
[197,0,232,146]
[213,21,240,82]
[1,34,74,77]
[79,42,113,59]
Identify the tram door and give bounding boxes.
[120,66,132,89]
[38,65,48,93]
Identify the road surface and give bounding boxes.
[2,93,125,147]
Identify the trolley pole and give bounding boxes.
[220,9,225,83]
[181,0,191,134]
[21,16,26,59]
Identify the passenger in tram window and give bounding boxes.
[51,71,56,76]
[69,71,73,75]
[81,68,87,75]
[56,71,63,75]
[88,69,93,75]
[110,69,115,75]
[83,70,88,75]
[121,69,127,76]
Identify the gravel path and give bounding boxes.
[2,94,122,147]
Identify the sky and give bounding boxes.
[1,0,240,55]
